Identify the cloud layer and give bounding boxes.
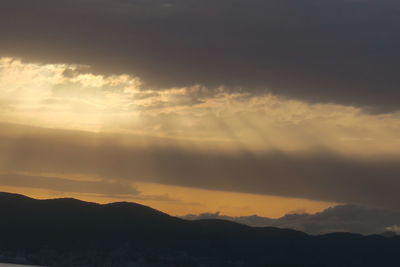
[0,173,139,196]
[0,58,400,211]
[182,204,400,235]
[1,122,400,210]
[1,58,400,155]
[1,0,400,111]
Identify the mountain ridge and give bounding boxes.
[1,192,400,266]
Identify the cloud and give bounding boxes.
[1,0,400,111]
[182,204,400,235]
[1,122,400,210]
[0,173,139,197]
[386,225,400,234]
[2,58,400,156]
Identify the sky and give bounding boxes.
[0,0,400,218]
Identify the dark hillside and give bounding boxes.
[1,192,399,267]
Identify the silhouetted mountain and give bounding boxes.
[182,205,400,235]
[1,192,400,267]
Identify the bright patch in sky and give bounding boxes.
[1,57,400,215]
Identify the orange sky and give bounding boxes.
[0,182,336,218]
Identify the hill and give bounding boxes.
[0,192,399,267]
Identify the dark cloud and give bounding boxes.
[1,0,400,111]
[182,204,400,235]
[0,172,178,201]
[1,122,400,210]
[0,173,139,197]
